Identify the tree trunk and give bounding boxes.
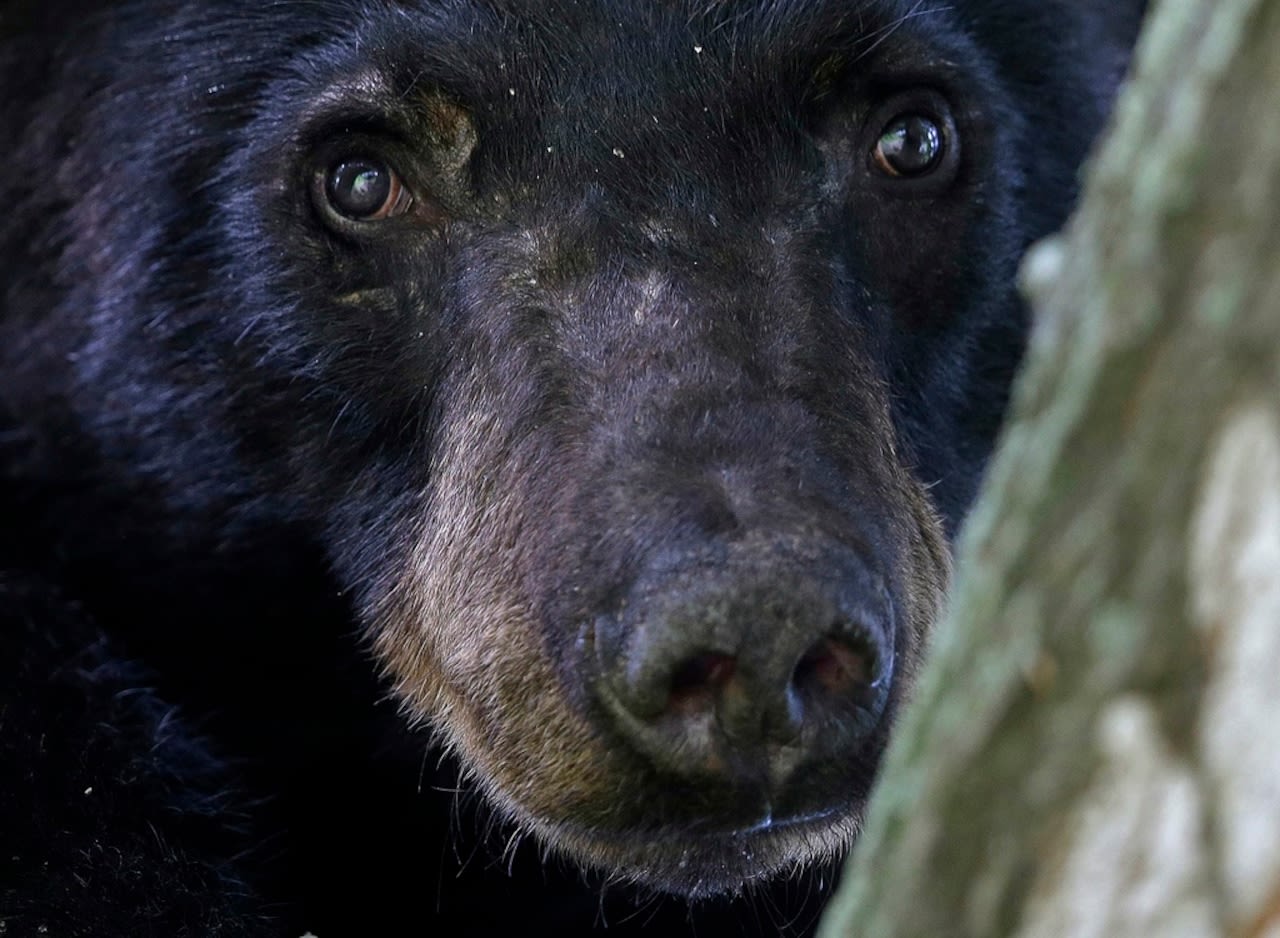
[818,0,1280,935]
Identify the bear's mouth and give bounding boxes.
[532,797,862,897]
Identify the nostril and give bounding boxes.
[792,632,878,698]
[668,652,736,715]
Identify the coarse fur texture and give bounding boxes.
[0,0,1144,934]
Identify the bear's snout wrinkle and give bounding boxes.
[592,539,894,812]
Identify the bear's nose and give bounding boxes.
[592,543,894,792]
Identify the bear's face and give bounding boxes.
[283,13,968,891]
[0,0,1141,898]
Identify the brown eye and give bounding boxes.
[324,157,409,220]
[872,114,945,178]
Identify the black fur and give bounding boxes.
[1,2,1144,934]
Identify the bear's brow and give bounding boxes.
[348,0,954,107]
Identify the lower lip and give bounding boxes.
[735,805,842,836]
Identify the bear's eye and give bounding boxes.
[871,114,945,178]
[323,157,410,221]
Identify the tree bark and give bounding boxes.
[819,0,1280,935]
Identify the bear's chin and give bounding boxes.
[522,802,860,897]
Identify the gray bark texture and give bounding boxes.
[818,0,1280,936]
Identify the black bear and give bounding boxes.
[0,1,1145,935]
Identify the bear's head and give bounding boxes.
[0,0,1144,896]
